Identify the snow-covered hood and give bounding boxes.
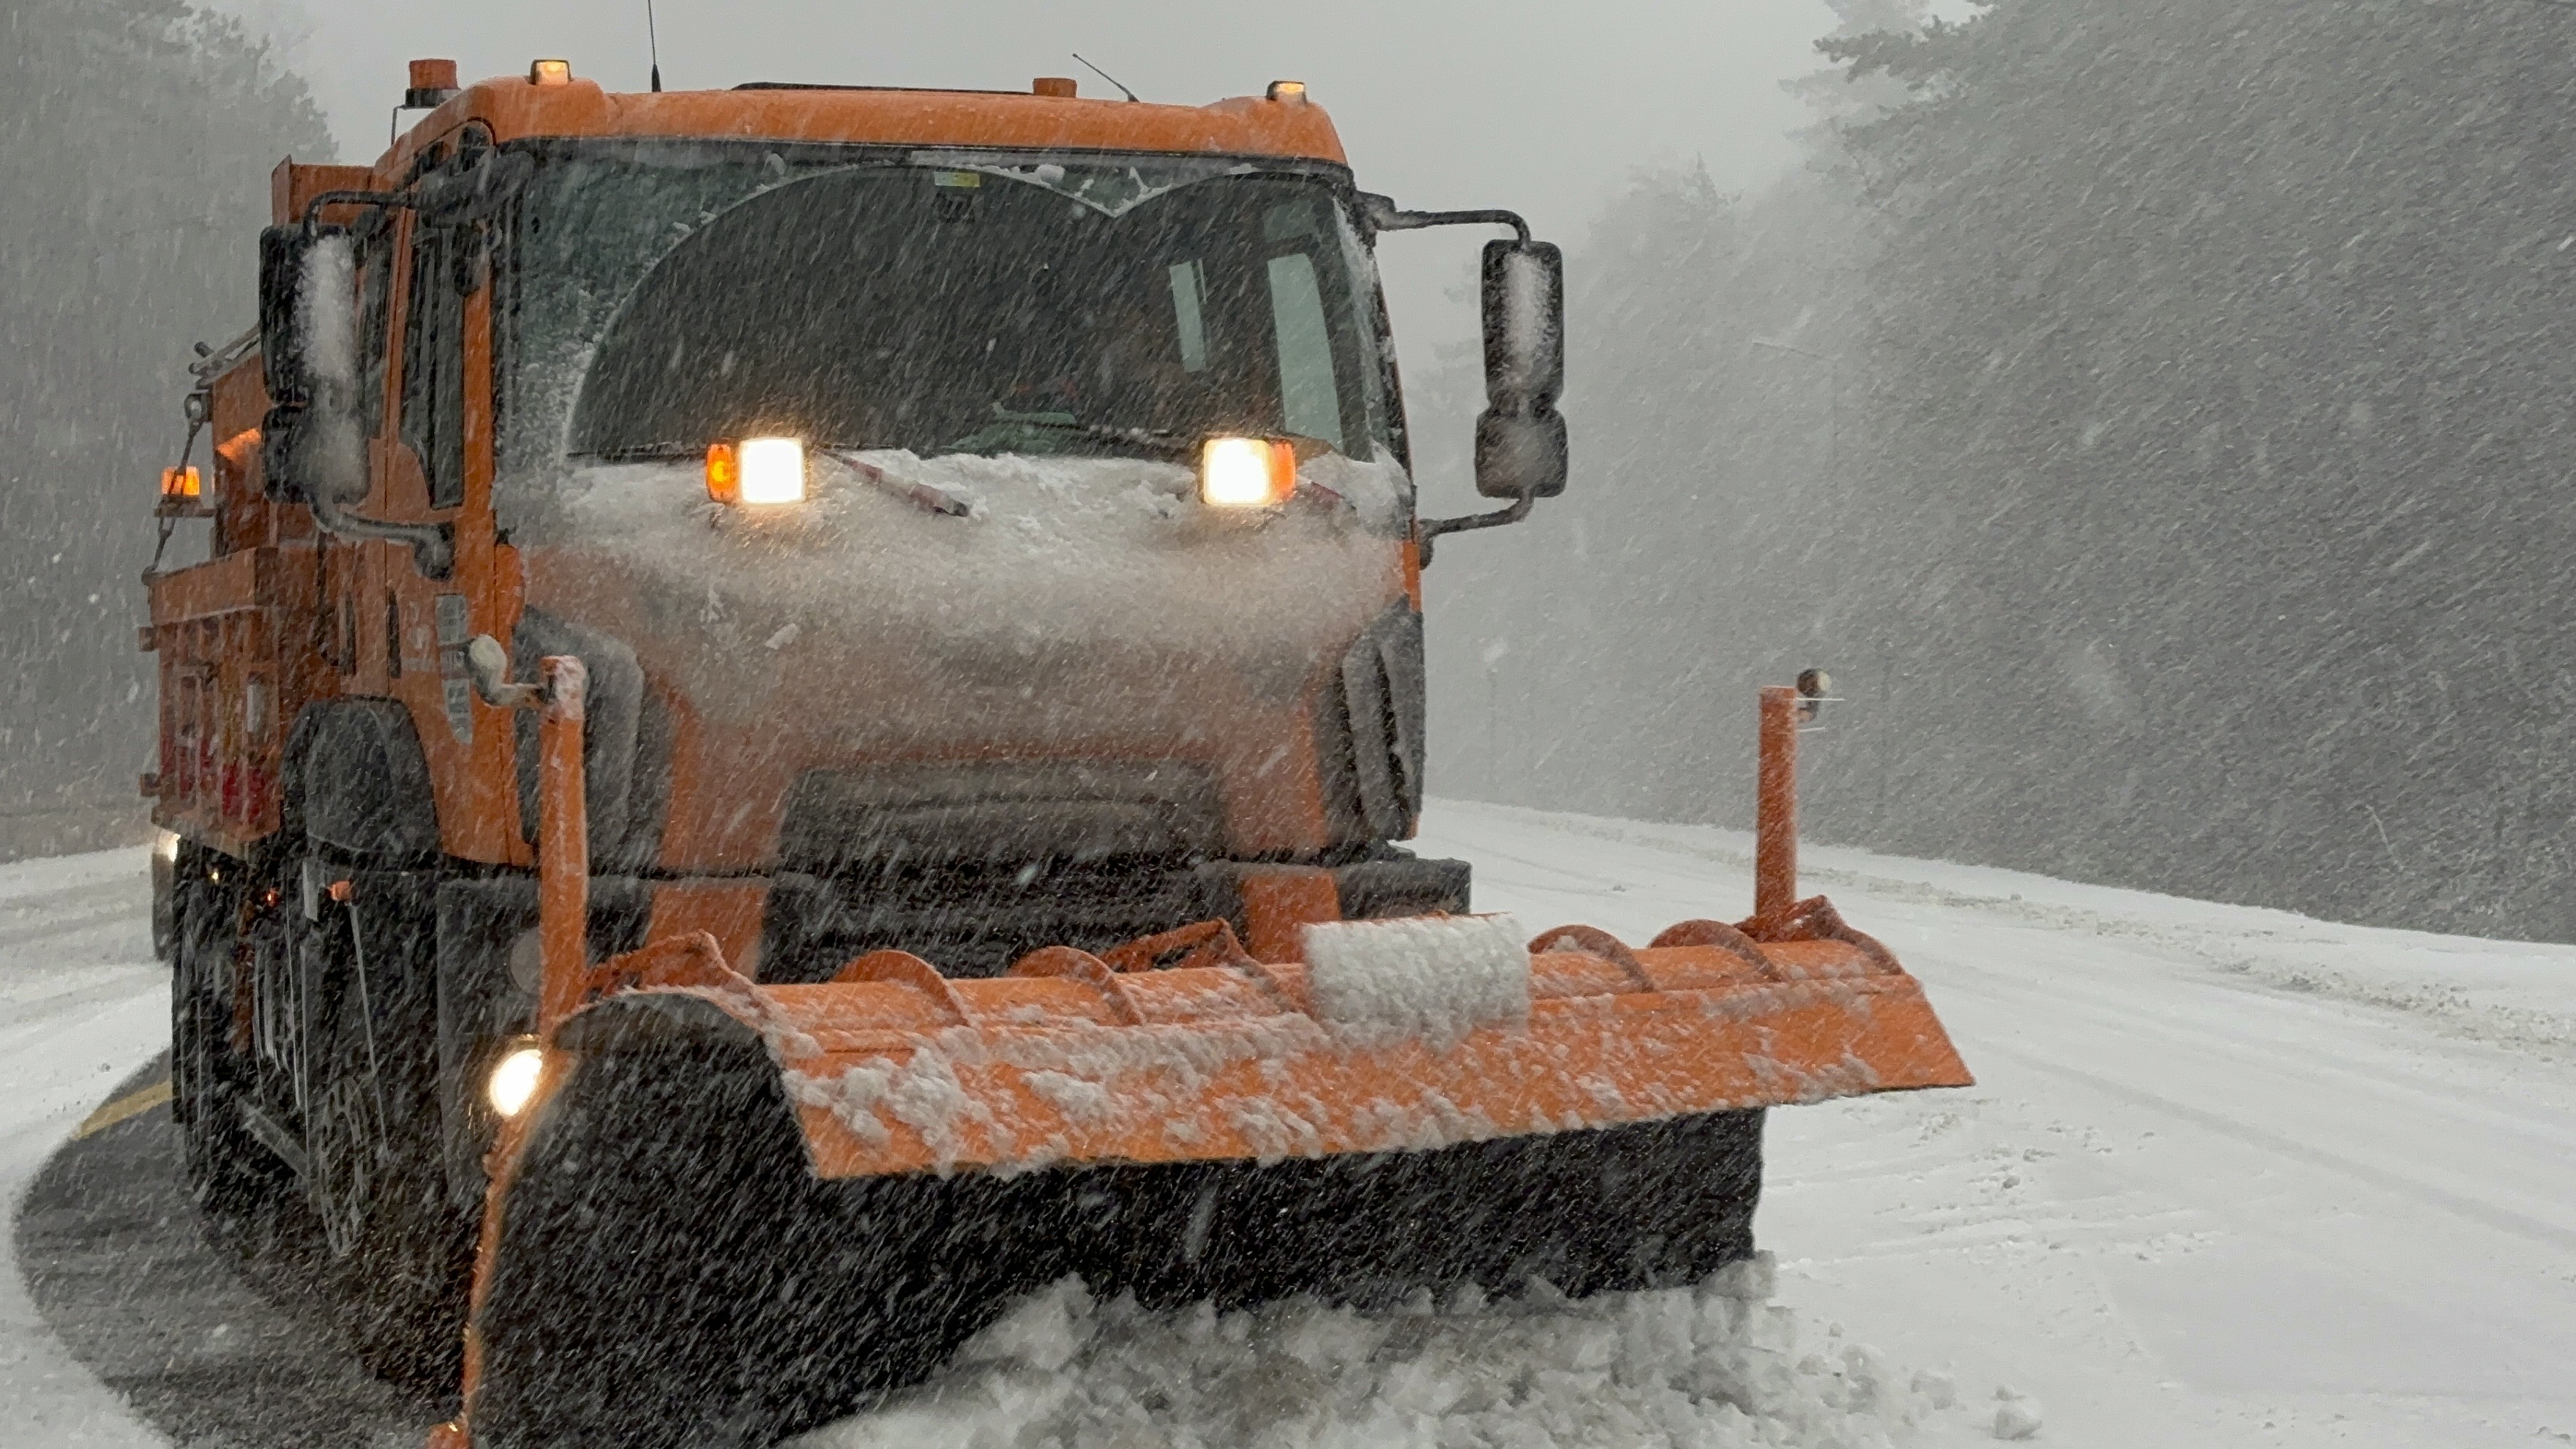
[519,448,1412,735]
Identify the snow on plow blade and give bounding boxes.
[439,672,1969,1448]
[760,910,1954,1179]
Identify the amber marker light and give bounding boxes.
[705,442,741,503]
[160,465,201,500]
[529,59,574,86]
[708,438,808,506]
[1199,436,1296,509]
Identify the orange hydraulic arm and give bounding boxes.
[534,656,589,1035]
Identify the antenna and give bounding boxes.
[1071,52,1139,102]
[646,0,664,91]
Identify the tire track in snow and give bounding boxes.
[1968,1037,2576,1254]
[1431,800,2576,1442]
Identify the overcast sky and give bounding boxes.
[210,0,1856,367]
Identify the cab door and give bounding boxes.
[360,184,524,865]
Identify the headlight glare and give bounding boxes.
[738,437,807,505]
[487,1042,546,1117]
[1199,436,1296,509]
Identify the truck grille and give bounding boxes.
[764,761,1225,978]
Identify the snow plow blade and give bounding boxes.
[682,913,1955,1181]
[438,673,1969,1448]
[460,913,1963,1447]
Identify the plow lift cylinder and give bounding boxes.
[431,674,1969,1449]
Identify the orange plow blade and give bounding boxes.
[766,907,1963,1179]
[455,905,1964,1448]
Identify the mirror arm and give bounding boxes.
[304,150,523,236]
[299,190,417,233]
[1358,194,1531,245]
[1364,195,1560,560]
[189,326,261,384]
[305,487,454,578]
[1415,487,1535,566]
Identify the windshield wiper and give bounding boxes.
[949,405,1197,459]
[998,416,1197,459]
[823,449,974,517]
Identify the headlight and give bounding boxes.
[705,437,807,506]
[1199,436,1296,509]
[153,829,179,864]
[487,1041,546,1117]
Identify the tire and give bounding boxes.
[171,847,291,1251]
[299,872,473,1399]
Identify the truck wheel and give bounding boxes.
[171,849,291,1252]
[301,883,472,1399]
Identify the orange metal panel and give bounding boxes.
[149,550,259,626]
[271,160,377,227]
[211,359,267,444]
[146,547,322,849]
[646,881,771,977]
[1239,866,1339,962]
[147,544,318,624]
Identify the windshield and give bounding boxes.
[504,147,1394,471]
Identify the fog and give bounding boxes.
[13,0,2575,948]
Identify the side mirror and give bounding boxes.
[256,225,330,412]
[256,226,367,512]
[253,206,454,577]
[1368,195,1570,561]
[1473,239,1568,501]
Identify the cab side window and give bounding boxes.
[401,227,466,509]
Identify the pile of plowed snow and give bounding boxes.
[788,1254,1986,1448]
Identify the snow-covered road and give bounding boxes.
[1429,801,2576,1448]
[0,850,170,1446]
[6,806,2573,1446]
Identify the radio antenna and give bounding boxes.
[646,0,664,91]
[1071,52,1139,102]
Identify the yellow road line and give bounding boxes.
[72,1078,173,1141]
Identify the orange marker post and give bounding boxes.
[1754,684,1798,929]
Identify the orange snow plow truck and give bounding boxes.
[143,59,1969,1448]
